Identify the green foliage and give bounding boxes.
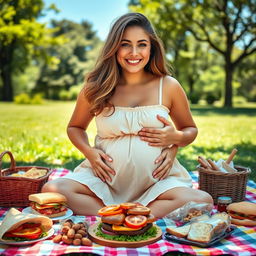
[0,0,65,101]
[205,93,217,105]
[14,93,44,104]
[189,91,201,104]
[35,19,101,99]
[14,93,30,104]
[0,102,255,182]
[129,0,256,107]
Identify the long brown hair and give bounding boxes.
[84,12,170,115]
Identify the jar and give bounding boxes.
[217,196,232,212]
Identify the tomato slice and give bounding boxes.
[229,212,246,220]
[98,205,122,216]
[22,223,41,229]
[5,227,42,240]
[127,206,151,215]
[125,215,147,229]
[147,214,156,223]
[120,202,137,209]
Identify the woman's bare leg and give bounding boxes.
[42,178,104,215]
[147,187,213,219]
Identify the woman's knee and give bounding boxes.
[195,190,213,204]
[41,179,68,194]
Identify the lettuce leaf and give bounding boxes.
[95,223,158,242]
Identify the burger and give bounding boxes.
[226,201,256,226]
[29,192,68,218]
[95,203,158,242]
[0,208,53,242]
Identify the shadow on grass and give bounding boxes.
[191,106,256,116]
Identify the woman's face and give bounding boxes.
[116,26,151,74]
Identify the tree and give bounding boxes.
[129,0,256,107]
[0,0,63,101]
[35,19,101,98]
[35,19,99,98]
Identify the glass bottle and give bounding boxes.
[217,196,232,212]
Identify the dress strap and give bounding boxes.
[159,77,163,105]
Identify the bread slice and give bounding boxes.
[187,222,213,243]
[193,214,210,222]
[166,224,191,238]
[29,192,67,204]
[211,212,231,225]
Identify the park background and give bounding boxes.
[0,0,255,181]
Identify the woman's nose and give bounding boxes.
[131,46,139,55]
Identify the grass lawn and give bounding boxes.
[0,101,255,182]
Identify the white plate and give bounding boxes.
[22,207,73,221]
[0,227,55,245]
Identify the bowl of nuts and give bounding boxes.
[52,219,92,246]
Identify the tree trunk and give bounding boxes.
[0,45,14,101]
[224,61,233,108]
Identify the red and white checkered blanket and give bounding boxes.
[0,168,256,256]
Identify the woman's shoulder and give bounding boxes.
[162,75,183,94]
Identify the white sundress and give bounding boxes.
[63,77,192,206]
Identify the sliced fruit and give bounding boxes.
[147,213,156,223]
[98,204,122,216]
[127,206,151,215]
[120,202,137,209]
[5,227,42,240]
[124,215,147,229]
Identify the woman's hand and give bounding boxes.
[138,115,182,147]
[85,148,115,182]
[152,145,178,180]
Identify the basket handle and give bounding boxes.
[0,151,16,176]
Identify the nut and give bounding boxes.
[81,237,92,246]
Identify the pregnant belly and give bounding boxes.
[96,135,162,172]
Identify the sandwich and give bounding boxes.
[226,201,256,226]
[0,208,53,242]
[187,222,213,243]
[166,212,230,243]
[96,203,158,241]
[166,224,191,238]
[29,192,68,218]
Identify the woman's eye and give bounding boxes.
[138,43,147,47]
[120,43,130,47]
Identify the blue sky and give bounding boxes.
[40,0,130,40]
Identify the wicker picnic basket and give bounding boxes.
[0,151,52,207]
[198,165,251,204]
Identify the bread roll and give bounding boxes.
[29,192,67,204]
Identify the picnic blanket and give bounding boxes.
[0,168,256,256]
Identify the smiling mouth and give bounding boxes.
[126,59,141,64]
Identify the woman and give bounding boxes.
[42,13,213,218]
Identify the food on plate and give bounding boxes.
[0,208,52,242]
[192,214,210,222]
[52,219,92,246]
[29,192,68,217]
[184,209,203,222]
[166,224,191,238]
[226,201,256,226]
[96,203,158,241]
[10,167,48,178]
[166,212,231,244]
[187,222,213,243]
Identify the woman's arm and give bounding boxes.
[67,89,115,182]
[67,89,94,156]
